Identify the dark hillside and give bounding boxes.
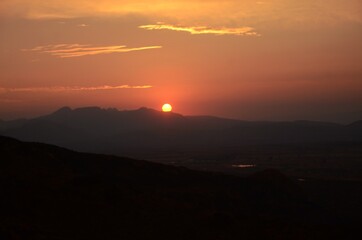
[0,136,356,239]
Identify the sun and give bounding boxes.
[162,103,172,112]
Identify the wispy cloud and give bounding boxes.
[139,23,260,36]
[1,0,361,27]
[0,85,152,93]
[77,23,89,27]
[23,44,162,58]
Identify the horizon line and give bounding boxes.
[0,105,359,125]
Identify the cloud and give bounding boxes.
[23,44,162,58]
[139,23,260,36]
[0,0,360,27]
[0,85,152,93]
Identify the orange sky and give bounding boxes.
[0,0,361,122]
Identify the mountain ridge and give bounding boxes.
[0,106,361,156]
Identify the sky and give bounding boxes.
[0,0,361,123]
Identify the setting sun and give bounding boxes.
[162,103,172,112]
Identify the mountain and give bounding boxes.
[1,106,361,156]
[0,118,27,132]
[0,135,352,239]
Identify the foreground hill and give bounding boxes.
[0,106,361,156]
[0,136,355,239]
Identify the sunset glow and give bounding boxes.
[0,0,361,122]
[1,2,362,234]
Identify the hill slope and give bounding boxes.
[0,136,352,239]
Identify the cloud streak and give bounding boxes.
[2,0,360,27]
[139,23,260,36]
[23,44,162,58]
[0,85,152,93]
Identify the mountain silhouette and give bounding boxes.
[0,106,361,156]
[0,135,353,239]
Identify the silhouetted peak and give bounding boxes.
[129,107,185,122]
[50,106,187,119]
[74,106,102,112]
[134,107,163,115]
[52,106,72,115]
[137,107,155,112]
[131,107,163,117]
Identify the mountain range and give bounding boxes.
[1,106,361,157]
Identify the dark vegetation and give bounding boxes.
[1,136,360,239]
